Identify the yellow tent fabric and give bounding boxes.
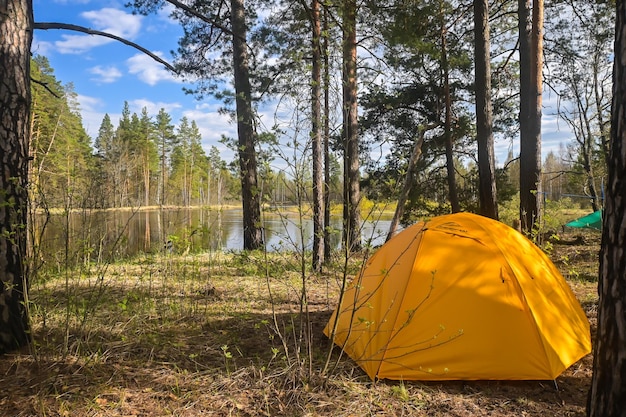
[324,212,591,381]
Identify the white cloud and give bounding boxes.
[55,34,112,54]
[54,8,143,54]
[183,108,233,139]
[89,65,123,83]
[155,3,178,25]
[126,52,179,86]
[32,35,54,56]
[75,94,107,139]
[128,99,182,115]
[81,8,142,39]
[194,102,224,112]
[181,107,237,161]
[76,94,102,112]
[78,96,185,141]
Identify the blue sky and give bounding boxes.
[32,0,574,168]
[33,0,239,161]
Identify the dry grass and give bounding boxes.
[0,230,599,416]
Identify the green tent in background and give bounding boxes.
[565,210,603,230]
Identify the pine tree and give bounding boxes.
[171,118,209,207]
[154,108,177,206]
[587,3,626,414]
[0,0,33,354]
[129,0,264,249]
[30,56,94,208]
[94,114,116,207]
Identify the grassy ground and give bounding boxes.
[0,229,599,416]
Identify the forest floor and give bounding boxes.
[0,228,600,416]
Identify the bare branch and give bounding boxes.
[503,156,520,170]
[33,22,177,73]
[31,78,61,98]
[162,0,234,38]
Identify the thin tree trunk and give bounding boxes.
[440,3,459,213]
[323,5,332,261]
[474,0,498,219]
[0,0,33,353]
[342,0,361,252]
[519,0,543,233]
[531,0,543,214]
[594,55,611,167]
[190,148,195,206]
[144,152,150,207]
[587,4,626,414]
[231,0,263,250]
[579,90,601,212]
[311,0,324,270]
[161,139,166,207]
[386,125,436,241]
[208,176,212,206]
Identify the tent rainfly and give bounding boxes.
[324,212,591,381]
[565,210,602,230]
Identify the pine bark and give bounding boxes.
[440,4,459,213]
[587,3,626,415]
[518,0,543,233]
[311,0,324,270]
[322,7,332,261]
[231,0,263,250]
[342,0,360,252]
[474,0,498,219]
[0,0,33,353]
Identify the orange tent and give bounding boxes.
[324,212,591,381]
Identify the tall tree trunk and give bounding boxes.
[594,55,611,167]
[311,0,324,271]
[323,5,332,261]
[160,140,166,206]
[474,0,498,219]
[580,133,600,212]
[587,4,626,415]
[579,88,602,212]
[231,0,263,250]
[440,2,459,213]
[0,0,33,353]
[342,0,360,252]
[144,151,150,207]
[518,0,543,233]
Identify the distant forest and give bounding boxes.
[32,55,236,210]
[30,0,613,225]
[31,49,604,217]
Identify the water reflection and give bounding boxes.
[33,208,393,265]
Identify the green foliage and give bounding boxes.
[544,0,612,211]
[541,198,580,231]
[499,193,581,236]
[498,192,521,229]
[170,118,209,206]
[359,0,477,219]
[30,55,96,209]
[93,102,236,208]
[390,382,410,402]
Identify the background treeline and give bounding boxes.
[30,56,342,211]
[31,56,239,209]
[29,0,612,223]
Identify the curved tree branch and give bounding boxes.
[33,22,177,73]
